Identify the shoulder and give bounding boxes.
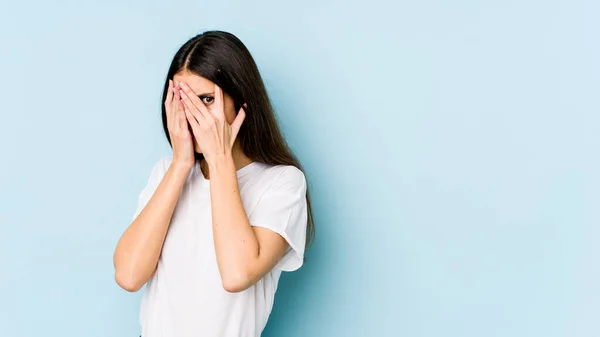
[148,155,173,179]
[259,164,306,192]
[158,155,173,170]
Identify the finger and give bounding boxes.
[172,83,187,120]
[179,88,211,126]
[230,106,246,142]
[165,80,175,126]
[170,91,183,129]
[183,105,203,137]
[177,105,189,133]
[170,81,180,114]
[174,87,184,110]
[213,83,225,122]
[178,81,203,112]
[166,79,174,105]
[179,82,212,121]
[173,81,183,106]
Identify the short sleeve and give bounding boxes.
[131,156,170,221]
[248,166,308,272]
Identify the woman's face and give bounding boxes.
[172,70,237,153]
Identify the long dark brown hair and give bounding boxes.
[159,30,315,249]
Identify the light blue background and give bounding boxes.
[1,1,598,336]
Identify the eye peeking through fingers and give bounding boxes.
[199,95,214,105]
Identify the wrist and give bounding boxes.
[171,158,194,173]
[207,152,235,173]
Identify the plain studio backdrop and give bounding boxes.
[0,1,598,336]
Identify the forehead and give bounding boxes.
[173,71,214,94]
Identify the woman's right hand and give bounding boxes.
[114,83,195,291]
[165,79,195,168]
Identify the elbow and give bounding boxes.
[222,280,250,293]
[221,270,253,293]
[115,270,144,293]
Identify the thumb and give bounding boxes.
[230,106,246,143]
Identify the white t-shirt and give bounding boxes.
[130,156,308,337]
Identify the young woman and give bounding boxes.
[113,30,315,337]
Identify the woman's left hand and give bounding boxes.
[178,81,246,164]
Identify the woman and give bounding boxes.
[113,30,315,337]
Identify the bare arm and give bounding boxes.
[209,155,290,293]
[113,160,193,292]
[113,79,196,292]
[177,80,305,293]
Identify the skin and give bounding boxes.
[113,70,289,293]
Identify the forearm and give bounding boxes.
[113,161,192,291]
[209,154,260,288]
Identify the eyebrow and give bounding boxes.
[196,92,214,97]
